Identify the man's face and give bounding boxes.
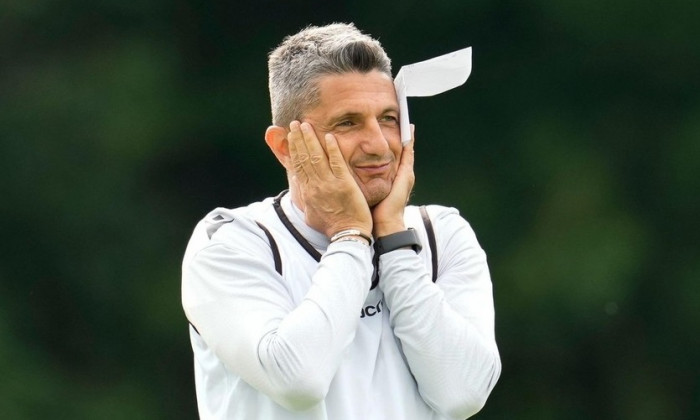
[301,70,402,207]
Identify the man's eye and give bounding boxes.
[380,115,398,123]
[336,120,354,127]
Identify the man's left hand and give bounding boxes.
[371,125,415,237]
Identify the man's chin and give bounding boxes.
[358,178,393,207]
[364,189,390,208]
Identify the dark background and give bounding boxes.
[2,1,699,418]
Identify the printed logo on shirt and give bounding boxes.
[360,298,383,318]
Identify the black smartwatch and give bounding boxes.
[374,228,422,255]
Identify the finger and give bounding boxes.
[394,127,416,196]
[404,124,415,171]
[324,133,350,178]
[299,122,329,176]
[400,125,415,171]
[402,136,415,167]
[288,121,310,182]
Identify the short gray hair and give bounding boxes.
[268,23,392,127]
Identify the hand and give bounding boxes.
[288,121,373,239]
[372,125,416,237]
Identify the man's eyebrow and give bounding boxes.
[385,106,400,113]
[379,106,400,115]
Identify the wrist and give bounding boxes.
[372,221,406,237]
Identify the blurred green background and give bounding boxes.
[2,0,698,418]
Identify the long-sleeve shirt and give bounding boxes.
[181,193,500,419]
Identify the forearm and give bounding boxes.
[256,242,372,405]
[184,240,372,410]
[379,250,501,419]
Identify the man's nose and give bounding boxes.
[360,119,390,155]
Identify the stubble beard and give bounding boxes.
[356,176,394,208]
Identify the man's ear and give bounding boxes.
[265,125,290,169]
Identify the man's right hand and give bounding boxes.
[288,121,372,239]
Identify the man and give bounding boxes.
[182,23,500,419]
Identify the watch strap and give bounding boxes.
[374,228,422,255]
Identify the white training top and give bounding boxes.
[182,193,500,420]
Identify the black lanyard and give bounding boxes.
[272,190,379,289]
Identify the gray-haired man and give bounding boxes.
[182,23,500,420]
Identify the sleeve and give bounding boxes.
[378,207,501,420]
[181,219,373,411]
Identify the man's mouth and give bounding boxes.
[355,162,391,176]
